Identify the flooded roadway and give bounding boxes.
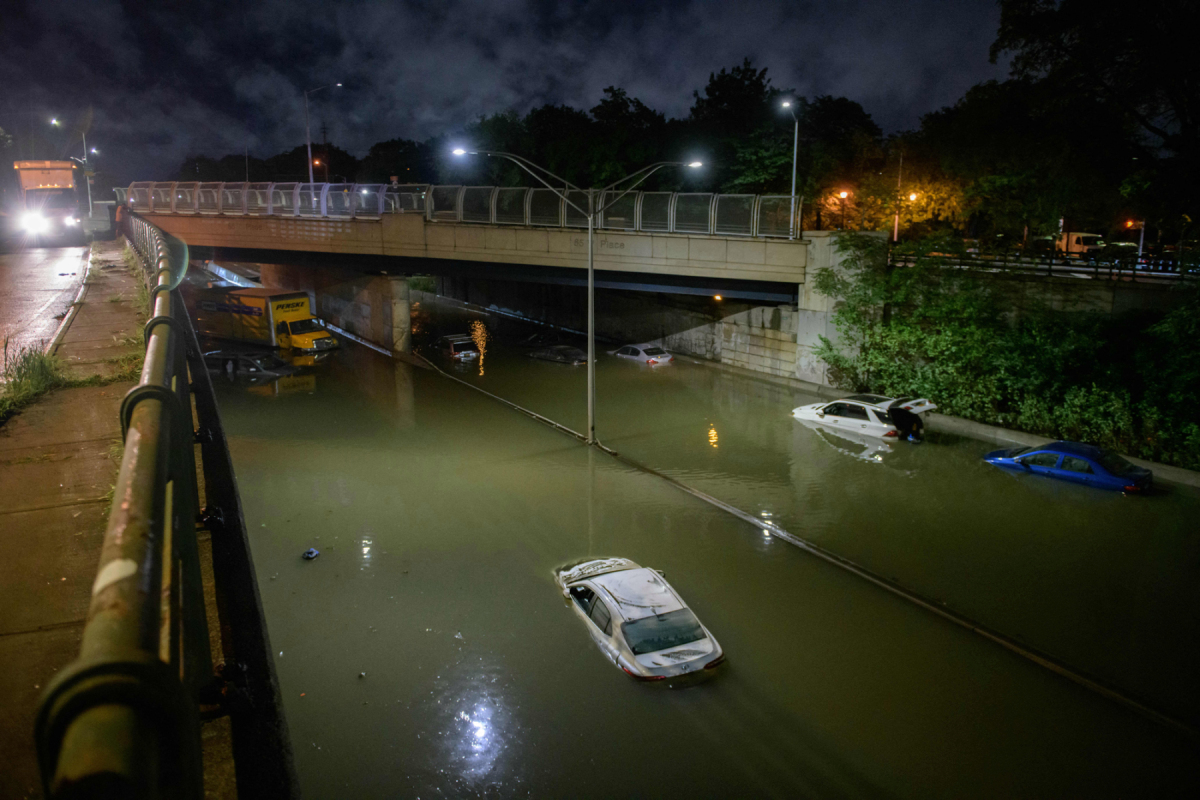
[211,297,1199,798]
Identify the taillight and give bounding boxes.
[883,430,898,438]
[704,655,726,670]
[647,359,658,364]
[622,665,666,680]
[1123,485,1143,493]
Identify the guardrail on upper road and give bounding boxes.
[35,215,297,799]
[889,249,1190,281]
[116,181,804,238]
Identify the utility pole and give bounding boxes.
[893,150,903,242]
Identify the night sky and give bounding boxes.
[0,0,1008,183]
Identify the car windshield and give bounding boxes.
[642,347,667,356]
[288,318,321,334]
[1097,450,1136,475]
[621,609,705,655]
[452,342,476,353]
[1007,445,1036,457]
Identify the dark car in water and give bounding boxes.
[983,441,1152,493]
[528,345,588,365]
[203,350,299,382]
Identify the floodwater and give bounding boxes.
[211,296,1199,798]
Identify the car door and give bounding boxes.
[1018,451,1061,476]
[1058,455,1096,486]
[819,402,848,426]
[616,346,637,359]
[837,403,873,433]
[588,596,619,663]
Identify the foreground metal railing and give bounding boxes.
[890,249,1190,282]
[35,215,297,798]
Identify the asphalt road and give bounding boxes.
[0,245,88,358]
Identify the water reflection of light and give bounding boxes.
[361,536,373,568]
[708,426,719,447]
[470,319,488,377]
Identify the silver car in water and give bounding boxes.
[555,558,725,682]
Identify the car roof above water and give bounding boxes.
[1039,441,1106,458]
[591,568,685,622]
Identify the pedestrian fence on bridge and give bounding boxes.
[35,216,297,799]
[119,181,802,238]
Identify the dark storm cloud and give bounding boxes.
[0,0,1007,181]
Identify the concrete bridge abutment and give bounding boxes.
[259,263,411,354]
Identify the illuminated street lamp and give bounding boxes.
[1126,219,1146,257]
[452,148,702,444]
[304,83,341,183]
[780,100,802,239]
[838,191,849,230]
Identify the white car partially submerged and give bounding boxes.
[555,558,724,682]
[792,394,937,440]
[608,343,673,365]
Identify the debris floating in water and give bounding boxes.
[302,548,320,560]
[359,672,366,678]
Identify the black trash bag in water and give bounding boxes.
[888,407,924,442]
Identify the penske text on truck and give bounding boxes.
[191,288,338,352]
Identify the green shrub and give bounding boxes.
[814,234,1200,470]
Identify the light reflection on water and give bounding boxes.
[214,298,1200,798]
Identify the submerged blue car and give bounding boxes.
[983,441,1152,493]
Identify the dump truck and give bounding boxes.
[11,160,84,242]
[191,288,338,352]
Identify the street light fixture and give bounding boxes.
[304,83,341,183]
[452,148,702,444]
[780,100,801,239]
[838,191,849,230]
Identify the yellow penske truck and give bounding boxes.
[191,288,338,352]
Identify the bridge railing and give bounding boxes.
[36,216,298,798]
[119,181,806,239]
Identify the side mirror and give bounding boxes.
[816,412,825,418]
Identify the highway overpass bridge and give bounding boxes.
[120,182,813,302]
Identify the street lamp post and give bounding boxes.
[304,83,340,183]
[780,101,801,239]
[452,149,701,444]
[838,191,849,230]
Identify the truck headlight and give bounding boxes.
[21,212,48,234]
[63,216,78,226]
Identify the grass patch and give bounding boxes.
[123,245,152,320]
[105,351,144,382]
[108,294,124,303]
[0,339,67,425]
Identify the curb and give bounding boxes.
[44,247,93,357]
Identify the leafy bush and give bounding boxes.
[814,234,1200,469]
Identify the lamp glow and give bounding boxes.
[452,148,466,156]
[781,101,791,108]
[908,192,917,201]
[839,191,849,199]
[687,161,702,168]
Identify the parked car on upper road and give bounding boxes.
[528,345,588,365]
[555,557,725,682]
[982,441,1152,493]
[609,343,673,365]
[792,394,937,440]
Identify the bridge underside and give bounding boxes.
[188,245,799,303]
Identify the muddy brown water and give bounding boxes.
[211,297,1199,798]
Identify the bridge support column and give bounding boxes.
[259,264,411,354]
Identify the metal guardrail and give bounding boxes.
[116,181,801,238]
[890,250,1189,281]
[35,215,298,798]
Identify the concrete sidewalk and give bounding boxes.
[0,240,157,797]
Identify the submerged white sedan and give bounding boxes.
[792,394,937,440]
[608,343,674,365]
[555,558,725,682]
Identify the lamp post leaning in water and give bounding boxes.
[451,149,702,444]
